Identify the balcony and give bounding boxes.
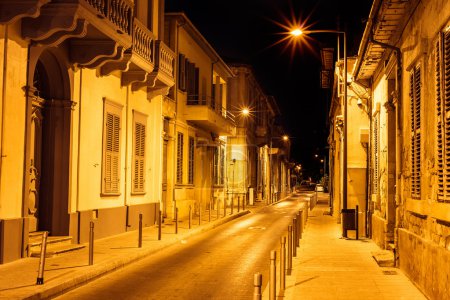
[21,0,133,67]
[132,40,176,97]
[0,0,50,24]
[184,95,236,136]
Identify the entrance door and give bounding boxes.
[27,54,71,236]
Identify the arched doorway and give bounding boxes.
[28,49,72,236]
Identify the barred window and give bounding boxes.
[102,100,122,195]
[213,144,225,185]
[436,29,450,202]
[132,112,146,194]
[176,132,184,184]
[188,136,195,184]
[410,64,421,199]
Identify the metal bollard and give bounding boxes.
[292,218,297,257]
[299,210,303,239]
[280,236,286,292]
[189,205,192,229]
[238,195,241,212]
[253,273,262,300]
[243,194,246,210]
[175,207,178,234]
[269,250,277,300]
[36,231,48,285]
[138,213,143,248]
[287,225,292,271]
[89,221,94,265]
[217,200,220,220]
[296,212,300,247]
[231,195,234,215]
[223,198,226,217]
[158,210,162,240]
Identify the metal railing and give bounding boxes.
[186,94,235,125]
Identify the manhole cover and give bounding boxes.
[382,270,397,275]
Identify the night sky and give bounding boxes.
[165,0,373,177]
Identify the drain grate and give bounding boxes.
[382,270,397,275]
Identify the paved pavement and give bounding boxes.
[276,193,427,300]
[0,192,427,300]
[0,199,273,300]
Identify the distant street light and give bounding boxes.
[289,27,348,210]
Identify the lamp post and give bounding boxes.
[290,28,347,210]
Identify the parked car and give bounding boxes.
[299,180,316,191]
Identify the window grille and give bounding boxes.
[188,136,195,184]
[176,132,184,184]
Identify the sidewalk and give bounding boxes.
[0,200,269,300]
[281,193,427,300]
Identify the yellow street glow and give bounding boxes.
[242,108,250,115]
[283,135,289,141]
[290,28,303,36]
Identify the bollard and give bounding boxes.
[138,213,143,248]
[269,250,277,300]
[231,195,234,215]
[89,221,94,265]
[238,195,241,213]
[299,210,303,239]
[280,236,286,292]
[199,205,201,225]
[223,198,226,217]
[158,210,162,240]
[209,201,211,222]
[296,212,300,247]
[189,205,192,229]
[287,225,292,271]
[217,200,220,220]
[243,194,246,210]
[36,231,48,285]
[292,218,297,257]
[175,207,178,234]
[253,273,262,300]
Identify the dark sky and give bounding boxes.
[165,0,373,173]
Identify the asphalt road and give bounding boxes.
[55,196,307,300]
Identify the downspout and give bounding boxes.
[0,25,8,211]
[172,20,185,219]
[76,68,83,243]
[368,38,402,257]
[124,85,130,227]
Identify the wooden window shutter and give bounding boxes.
[104,111,121,194]
[373,114,379,194]
[132,115,146,194]
[444,31,450,201]
[436,37,444,200]
[410,65,421,199]
[176,132,184,184]
[188,137,195,184]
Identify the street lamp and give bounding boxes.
[289,27,348,210]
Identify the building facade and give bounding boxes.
[329,0,450,298]
[0,0,175,263]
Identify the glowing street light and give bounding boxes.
[242,107,250,116]
[288,26,348,211]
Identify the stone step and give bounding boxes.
[371,249,394,267]
[28,232,78,257]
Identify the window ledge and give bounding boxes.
[406,198,450,222]
[101,193,121,197]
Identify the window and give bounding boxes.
[132,112,147,194]
[410,64,421,199]
[176,132,184,184]
[213,144,225,185]
[102,100,123,195]
[436,29,450,202]
[188,136,195,184]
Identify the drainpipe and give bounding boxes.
[171,19,185,219]
[76,68,83,243]
[0,25,8,211]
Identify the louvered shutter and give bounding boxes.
[410,65,421,199]
[133,121,146,193]
[436,37,444,200]
[188,137,195,184]
[179,54,186,91]
[373,115,379,194]
[104,112,121,194]
[176,132,184,184]
[444,31,450,201]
